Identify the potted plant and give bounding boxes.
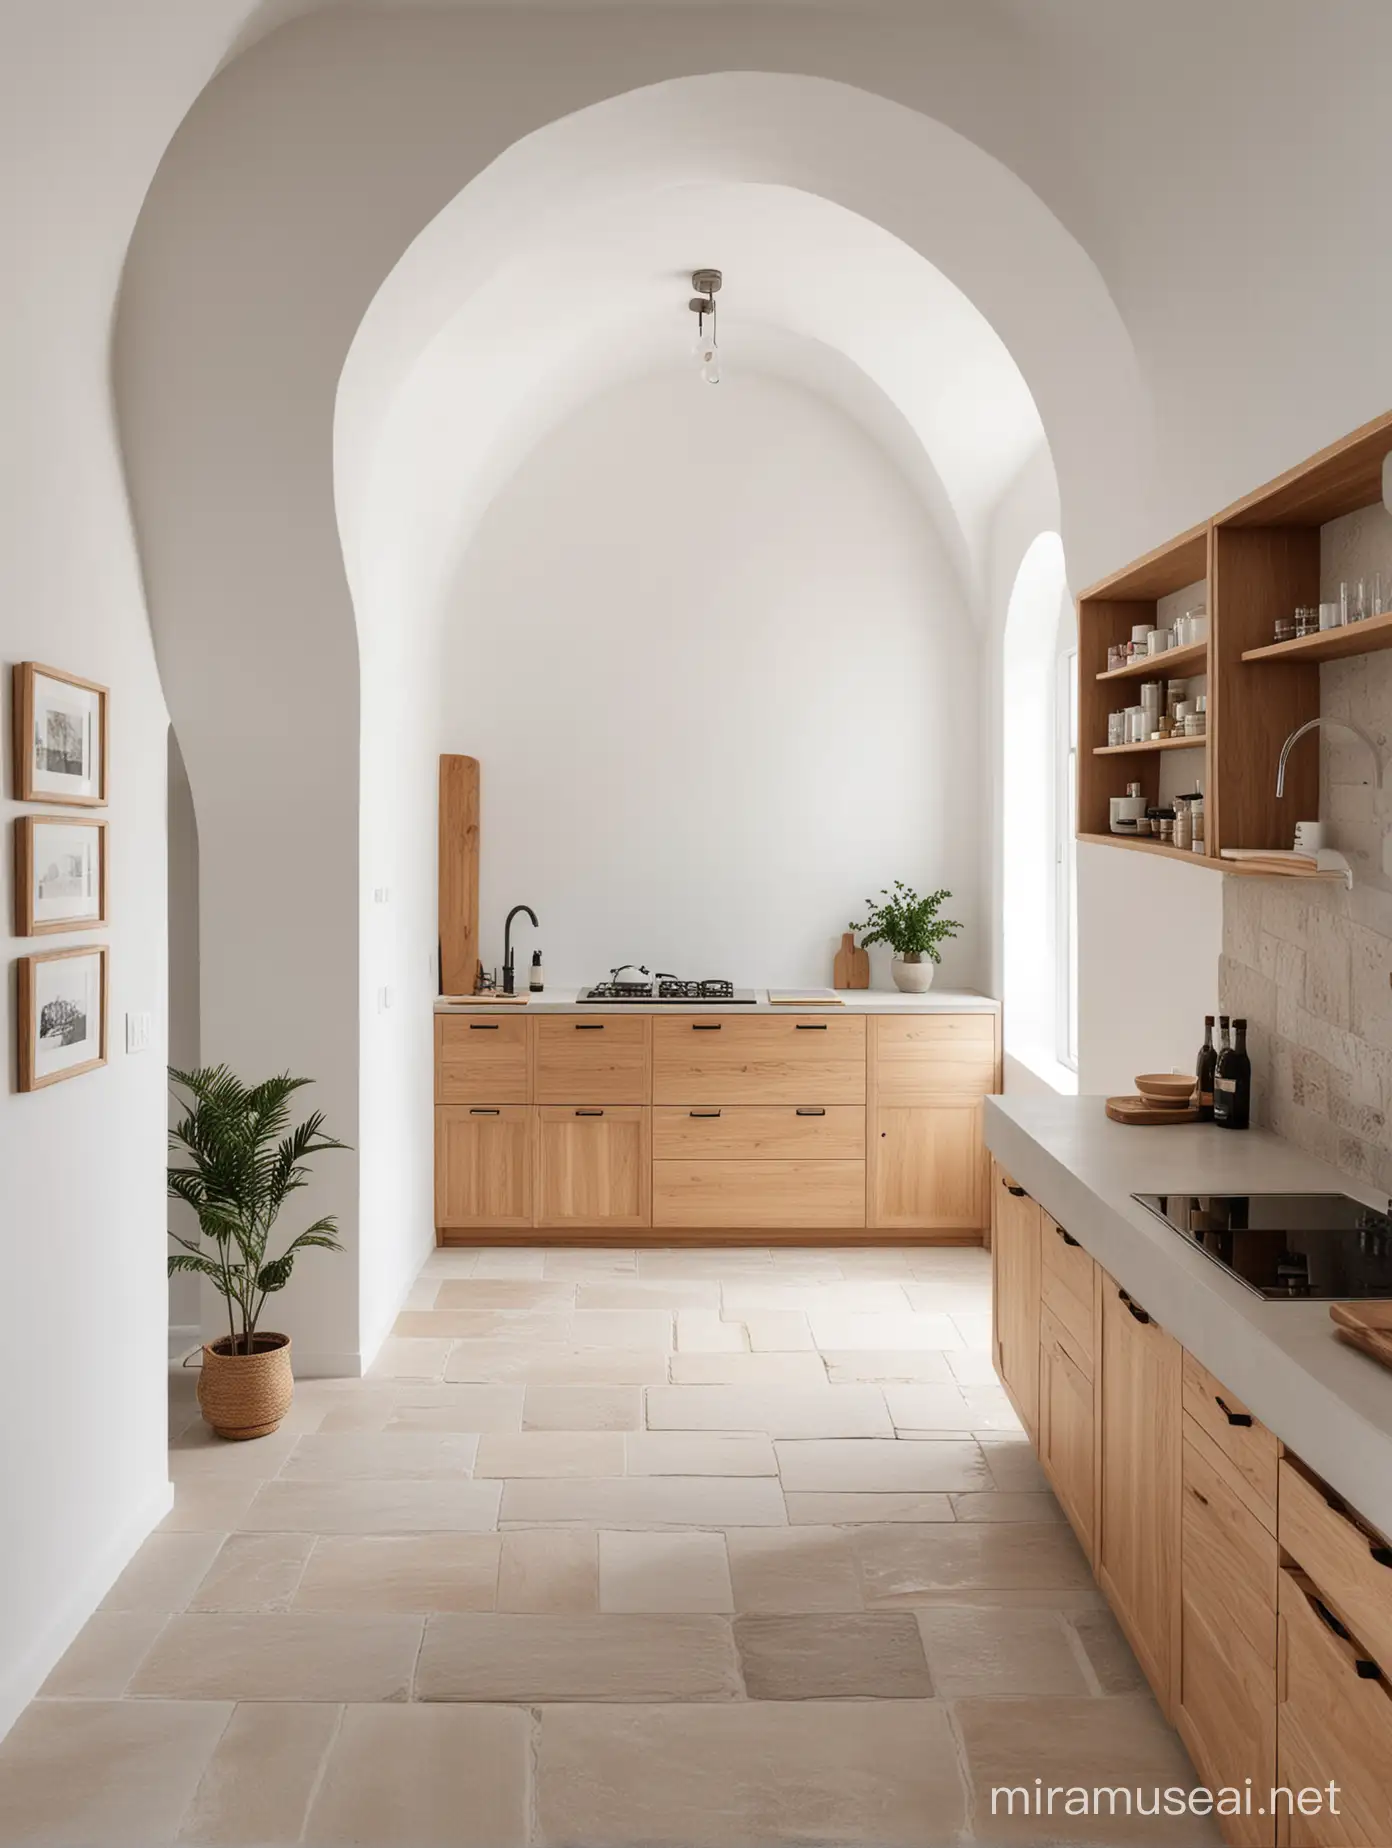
[851,882,963,993]
[167,1065,346,1440]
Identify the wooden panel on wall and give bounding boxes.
[439,754,480,996]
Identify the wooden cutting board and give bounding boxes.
[1106,1095,1201,1126]
[439,755,480,995]
[832,932,870,990]
[1331,1302,1392,1372]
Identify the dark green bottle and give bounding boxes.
[1195,1015,1217,1121]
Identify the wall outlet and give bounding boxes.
[374,886,391,904]
[125,1010,154,1054]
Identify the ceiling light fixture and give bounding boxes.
[689,268,722,386]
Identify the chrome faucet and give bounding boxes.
[1275,716,1384,797]
[502,904,538,995]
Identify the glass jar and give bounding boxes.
[1295,607,1319,638]
[1108,711,1126,747]
[1107,643,1125,673]
[1274,614,1296,644]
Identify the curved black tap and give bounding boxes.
[502,905,538,995]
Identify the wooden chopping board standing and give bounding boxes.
[439,755,481,996]
[833,932,870,990]
[1330,1302,1392,1373]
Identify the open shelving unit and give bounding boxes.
[1077,408,1392,876]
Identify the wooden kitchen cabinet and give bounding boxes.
[434,1104,534,1228]
[435,1015,531,1105]
[652,1159,865,1230]
[1038,1304,1096,1560]
[869,1017,997,1232]
[533,1016,650,1106]
[1097,1270,1182,1717]
[535,1105,650,1229]
[652,1014,867,1106]
[990,1165,1041,1437]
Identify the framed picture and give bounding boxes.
[12,662,108,806]
[14,815,107,935]
[17,944,108,1091]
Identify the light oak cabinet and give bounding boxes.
[536,1105,650,1229]
[533,1016,650,1106]
[870,1017,996,1231]
[990,1166,1041,1438]
[435,1016,530,1105]
[652,1158,865,1230]
[652,1014,867,1106]
[434,1104,534,1228]
[1038,1305,1096,1558]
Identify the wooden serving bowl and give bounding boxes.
[1135,1073,1197,1108]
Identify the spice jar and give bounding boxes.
[1274,614,1296,644]
[1174,797,1192,851]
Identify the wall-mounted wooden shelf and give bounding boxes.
[1092,737,1205,757]
[1240,608,1392,666]
[1078,833,1348,880]
[1095,639,1209,683]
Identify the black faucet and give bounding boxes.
[502,904,538,994]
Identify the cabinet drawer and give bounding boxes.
[1279,1567,1392,1847]
[1279,1457,1392,1670]
[435,1016,530,1105]
[535,1105,650,1229]
[1177,1588,1275,1847]
[653,1015,866,1105]
[652,1159,865,1229]
[652,1105,865,1162]
[1183,1417,1279,1668]
[1183,1351,1278,1531]
[1040,1215,1095,1370]
[872,1014,997,1104]
[534,1016,650,1105]
[1039,1306,1095,1559]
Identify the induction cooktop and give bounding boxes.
[1133,1192,1392,1300]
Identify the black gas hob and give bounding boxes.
[577,970,757,1005]
[1133,1192,1392,1300]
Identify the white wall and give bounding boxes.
[439,368,981,990]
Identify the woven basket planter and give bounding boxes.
[197,1333,293,1441]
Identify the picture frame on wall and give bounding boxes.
[12,662,109,807]
[13,815,108,935]
[17,945,109,1091]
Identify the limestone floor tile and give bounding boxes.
[524,1385,643,1430]
[570,1310,675,1349]
[175,1701,341,1845]
[775,1437,990,1493]
[278,1431,481,1480]
[168,1431,299,1478]
[668,1351,828,1385]
[470,1249,547,1278]
[392,1308,574,1341]
[535,1700,967,1846]
[734,1611,933,1698]
[498,1529,599,1612]
[292,1534,503,1613]
[807,1311,963,1351]
[674,1309,748,1352]
[310,1384,425,1434]
[416,1613,742,1701]
[160,1477,263,1533]
[979,1434,1052,1492]
[385,1386,526,1433]
[1067,1606,1148,1693]
[720,1280,910,1313]
[784,1492,955,1524]
[950,1311,994,1351]
[623,1431,776,1475]
[881,1383,978,1431]
[598,1532,733,1613]
[961,1384,1026,1431]
[475,1430,626,1478]
[434,1279,573,1310]
[950,1490,1065,1523]
[445,1343,668,1386]
[129,1612,423,1702]
[544,1249,639,1278]
[743,1310,814,1350]
[402,1276,441,1308]
[577,1281,720,1310]
[0,1699,231,1847]
[367,1337,452,1382]
[189,1533,316,1612]
[915,1605,1090,1697]
[725,1527,863,1612]
[303,1702,530,1847]
[645,1384,892,1438]
[855,1521,1094,1603]
[39,1610,169,1696]
[946,1348,1003,1385]
[241,1478,502,1534]
[640,1249,776,1276]
[420,1248,480,1276]
[821,1349,955,1383]
[902,1280,994,1313]
[499,1476,787,1529]
[100,1531,225,1612]
[954,1693,1220,1844]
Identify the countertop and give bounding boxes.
[435,988,1000,1016]
[985,1093,1392,1538]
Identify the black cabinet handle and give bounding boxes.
[1189,1486,1209,1508]
[691,1023,722,1031]
[689,1109,721,1118]
[575,1109,604,1117]
[1371,1544,1392,1568]
[1056,1226,1080,1247]
[1309,1597,1380,1679]
[1119,1289,1151,1325]
[794,1023,828,1031]
[796,1107,827,1116]
[468,1023,500,1031]
[575,1023,604,1031]
[1214,1395,1253,1428]
[469,1107,500,1116]
[1004,1181,1027,1196]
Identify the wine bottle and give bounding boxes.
[1195,1015,1217,1120]
[1214,1017,1251,1130]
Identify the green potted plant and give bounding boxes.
[167,1065,346,1440]
[851,882,962,993]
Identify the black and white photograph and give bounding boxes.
[13,815,107,935]
[17,945,108,1090]
[12,662,108,806]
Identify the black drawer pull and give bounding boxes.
[468,1022,501,1031]
[1356,1659,1383,1680]
[575,1023,604,1031]
[1056,1226,1080,1247]
[1005,1182,1027,1196]
[1214,1395,1252,1428]
[469,1107,500,1116]
[1371,1544,1392,1568]
[1189,1486,1209,1508]
[794,1023,828,1031]
[689,1109,721,1118]
[691,1023,723,1031]
[575,1109,604,1117]
[1119,1289,1151,1325]
[796,1107,826,1116]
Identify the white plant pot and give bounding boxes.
[891,955,936,994]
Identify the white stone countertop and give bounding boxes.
[985,1093,1392,1538]
[435,987,1000,1016]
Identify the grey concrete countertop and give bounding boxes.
[985,1093,1392,1538]
[435,987,999,1016]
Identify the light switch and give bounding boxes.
[125,1011,153,1054]
[378,986,393,1012]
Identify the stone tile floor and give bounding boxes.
[0,1245,1218,1846]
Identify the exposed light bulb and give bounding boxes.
[699,333,721,386]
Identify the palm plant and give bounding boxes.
[167,1065,347,1354]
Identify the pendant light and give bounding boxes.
[689,269,722,385]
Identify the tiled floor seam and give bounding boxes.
[942,1696,979,1843]
[293,1700,347,1840]
[1058,1609,1107,1697]
[525,1704,543,1846]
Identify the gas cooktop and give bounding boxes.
[1133,1191,1392,1300]
[577,970,757,1005]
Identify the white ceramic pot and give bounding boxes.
[891,954,936,994]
